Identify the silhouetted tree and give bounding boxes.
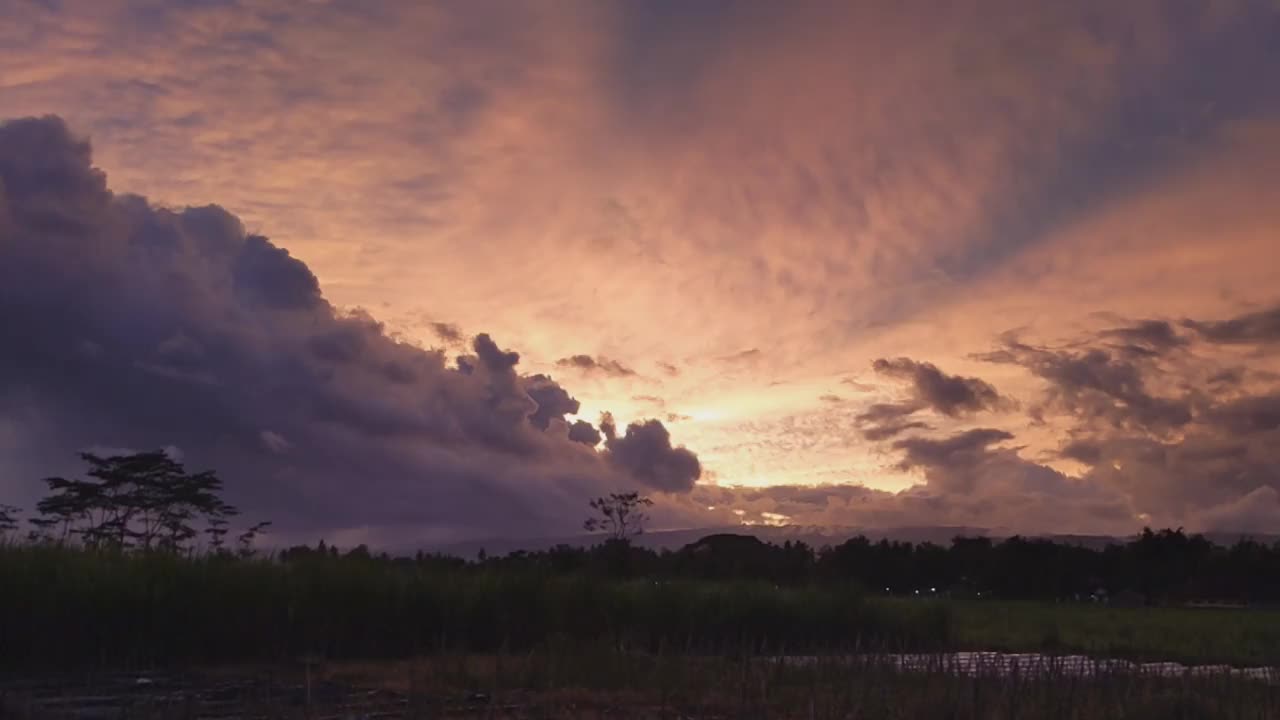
[29,451,255,553]
[583,492,653,540]
[236,521,273,558]
[0,503,19,536]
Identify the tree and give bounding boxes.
[0,503,19,536]
[236,521,272,558]
[583,492,653,540]
[29,451,254,553]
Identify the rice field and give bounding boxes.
[0,544,946,670]
[6,543,1280,718]
[5,654,1280,720]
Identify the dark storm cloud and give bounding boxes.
[0,115,700,543]
[1099,319,1189,358]
[232,235,322,310]
[893,429,1015,473]
[980,340,1192,433]
[1060,439,1103,465]
[854,359,1007,441]
[971,312,1280,528]
[555,354,637,377]
[872,358,1009,417]
[601,413,701,493]
[1185,304,1280,345]
[568,420,602,447]
[1209,392,1280,435]
[522,374,581,431]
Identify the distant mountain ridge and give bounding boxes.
[423,525,1280,559]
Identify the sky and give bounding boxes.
[2,0,1280,545]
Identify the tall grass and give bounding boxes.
[0,544,949,669]
[6,543,1278,675]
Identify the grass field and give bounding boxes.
[4,543,1280,674]
[942,600,1280,667]
[0,544,947,669]
[328,653,1280,719]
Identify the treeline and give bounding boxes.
[6,452,1280,609]
[278,527,1280,606]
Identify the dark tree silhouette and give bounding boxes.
[237,521,273,558]
[28,451,254,553]
[584,492,653,540]
[0,503,19,536]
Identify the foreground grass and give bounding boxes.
[18,654,1268,720]
[6,654,1279,720]
[0,544,945,669]
[5,544,1280,672]
[942,600,1280,667]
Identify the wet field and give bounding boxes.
[782,651,1280,682]
[1,672,414,720]
[4,653,1278,720]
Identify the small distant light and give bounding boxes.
[931,587,936,593]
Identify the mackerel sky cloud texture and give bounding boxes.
[1,0,1279,542]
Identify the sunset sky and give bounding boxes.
[2,0,1279,545]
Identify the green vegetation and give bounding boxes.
[4,448,1280,715]
[5,542,1280,673]
[0,542,949,670]
[352,653,1280,720]
[946,600,1280,667]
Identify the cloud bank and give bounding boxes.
[0,115,699,544]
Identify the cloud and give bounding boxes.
[2,1,1279,539]
[1100,319,1190,358]
[260,430,292,454]
[522,373,581,431]
[601,413,701,492]
[970,311,1280,528]
[430,322,464,343]
[872,358,1009,417]
[1198,486,1280,534]
[0,115,701,543]
[853,358,1008,442]
[568,420,602,447]
[555,354,637,377]
[860,421,931,443]
[980,339,1193,434]
[854,402,928,441]
[1185,304,1280,345]
[893,429,1015,475]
